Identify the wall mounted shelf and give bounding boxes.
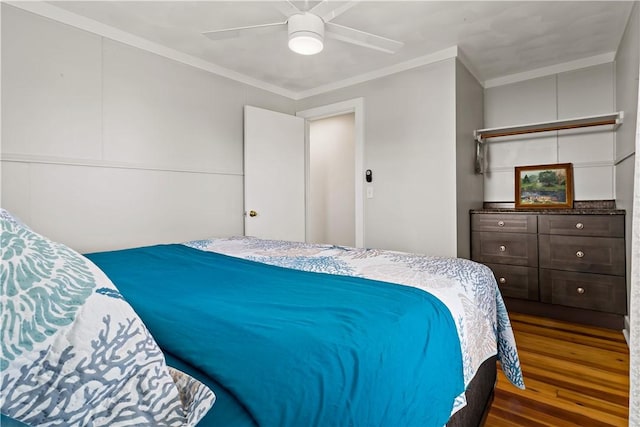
[473,111,624,174]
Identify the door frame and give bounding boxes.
[296,98,365,248]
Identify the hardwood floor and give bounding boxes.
[486,312,629,427]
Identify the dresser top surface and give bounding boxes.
[470,208,625,215]
[471,200,624,215]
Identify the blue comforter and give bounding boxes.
[87,244,464,427]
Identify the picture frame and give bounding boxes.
[515,163,573,209]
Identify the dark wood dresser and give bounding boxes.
[470,201,626,329]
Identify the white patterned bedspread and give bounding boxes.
[185,237,525,415]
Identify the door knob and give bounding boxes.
[249,210,258,217]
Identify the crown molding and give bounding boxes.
[483,52,616,88]
[6,2,462,100]
[293,46,460,100]
[5,1,299,99]
[6,2,616,100]
[455,48,484,87]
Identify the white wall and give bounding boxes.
[308,113,355,247]
[0,4,470,258]
[0,4,295,253]
[455,60,484,259]
[484,63,616,202]
[296,59,458,257]
[615,2,639,317]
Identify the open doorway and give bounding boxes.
[308,113,355,247]
[297,98,364,248]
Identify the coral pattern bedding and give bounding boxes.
[0,210,215,426]
[87,244,467,427]
[184,236,525,407]
[1,204,524,426]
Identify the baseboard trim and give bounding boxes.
[623,315,630,347]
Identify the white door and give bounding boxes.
[244,105,306,242]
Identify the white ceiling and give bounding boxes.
[41,1,634,96]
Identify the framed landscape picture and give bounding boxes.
[515,163,573,209]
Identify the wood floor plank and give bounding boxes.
[498,371,626,412]
[556,388,629,419]
[521,368,629,406]
[515,352,629,391]
[486,405,557,427]
[493,384,627,426]
[514,331,629,370]
[510,321,629,353]
[508,312,628,345]
[486,313,629,426]
[493,388,626,427]
[498,376,627,424]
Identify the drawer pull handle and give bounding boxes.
[499,277,507,284]
[576,250,585,258]
[497,220,505,227]
[577,287,585,294]
[499,245,506,252]
[575,222,584,230]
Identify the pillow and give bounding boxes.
[0,208,215,426]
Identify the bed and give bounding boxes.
[1,209,523,427]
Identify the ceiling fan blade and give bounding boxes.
[203,21,286,41]
[309,1,357,22]
[273,0,302,18]
[325,23,404,54]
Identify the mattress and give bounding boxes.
[185,236,525,398]
[85,236,524,426]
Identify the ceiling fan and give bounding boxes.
[202,1,404,56]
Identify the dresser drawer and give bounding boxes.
[538,214,624,237]
[471,232,538,267]
[485,263,539,301]
[539,235,625,276]
[471,214,537,233]
[540,269,626,314]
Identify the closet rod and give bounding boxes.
[481,119,615,139]
[473,111,623,174]
[474,111,623,143]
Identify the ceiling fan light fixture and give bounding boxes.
[289,32,323,55]
[288,13,324,55]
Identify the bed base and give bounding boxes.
[446,355,497,427]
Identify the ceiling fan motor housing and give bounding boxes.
[288,13,325,55]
